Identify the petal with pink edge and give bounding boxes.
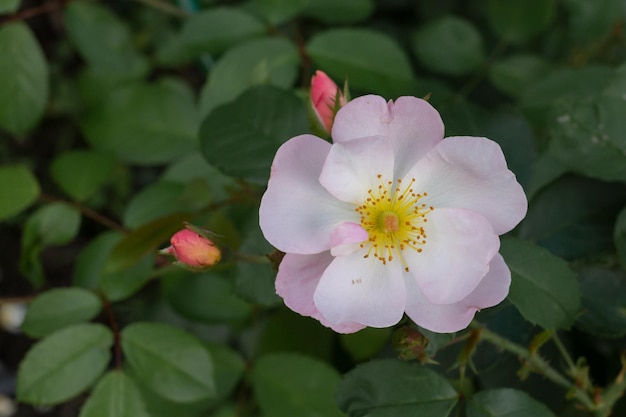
[276,252,365,333]
[408,136,528,235]
[405,207,500,305]
[332,95,444,178]
[319,135,394,204]
[314,250,406,328]
[330,222,368,256]
[259,135,354,254]
[404,254,511,333]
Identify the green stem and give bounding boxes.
[477,326,597,411]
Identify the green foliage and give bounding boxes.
[302,0,374,24]
[17,324,112,405]
[0,165,40,220]
[486,0,557,43]
[79,371,150,417]
[121,322,216,403]
[576,268,626,338]
[501,238,580,330]
[336,359,458,416]
[0,22,48,135]
[0,0,20,13]
[466,388,557,417]
[51,150,116,202]
[21,288,102,338]
[251,353,343,417]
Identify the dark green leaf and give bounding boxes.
[199,37,299,117]
[340,327,392,362]
[302,0,374,24]
[412,16,485,76]
[250,0,309,24]
[576,268,626,338]
[123,182,187,228]
[50,150,116,202]
[0,165,40,220]
[489,55,550,98]
[336,358,457,417]
[79,371,149,417]
[205,342,246,403]
[486,0,557,43]
[121,322,215,403]
[63,1,147,79]
[0,22,48,135]
[165,270,252,324]
[200,85,308,184]
[0,0,20,13]
[500,237,580,330]
[307,28,416,97]
[81,80,199,165]
[616,207,626,269]
[17,324,112,405]
[252,353,343,417]
[467,388,556,417]
[519,176,626,259]
[179,7,265,55]
[564,0,622,43]
[22,288,102,338]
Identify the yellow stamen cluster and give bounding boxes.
[355,175,433,272]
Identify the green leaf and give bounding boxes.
[22,288,102,338]
[72,231,154,302]
[199,85,308,184]
[336,358,457,416]
[81,79,199,165]
[17,324,112,405]
[412,16,485,77]
[165,270,252,324]
[121,322,215,403]
[0,165,40,220]
[548,93,626,183]
[251,353,343,417]
[576,268,626,338]
[489,54,550,98]
[564,0,623,43]
[22,202,81,248]
[51,150,116,202]
[199,37,299,117]
[616,207,626,269]
[302,0,374,24]
[307,28,416,97]
[179,7,265,55]
[486,0,557,43]
[123,182,186,228]
[63,1,148,79]
[467,388,556,417]
[0,0,20,13]
[340,327,392,362]
[205,342,246,403]
[500,237,581,330]
[249,0,309,24]
[0,22,49,135]
[105,212,188,273]
[79,370,149,417]
[519,176,626,259]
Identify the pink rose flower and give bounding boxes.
[259,95,527,334]
[310,70,346,133]
[164,229,221,269]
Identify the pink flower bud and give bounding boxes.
[165,229,221,269]
[311,70,345,133]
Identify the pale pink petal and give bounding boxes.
[314,250,406,328]
[319,135,394,204]
[259,135,354,254]
[330,222,368,256]
[404,254,511,333]
[332,95,444,178]
[408,136,527,235]
[276,253,365,333]
[404,207,500,305]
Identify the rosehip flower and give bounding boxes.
[311,70,346,133]
[259,95,527,334]
[164,229,221,270]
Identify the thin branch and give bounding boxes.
[40,194,129,234]
[101,294,122,369]
[0,0,72,26]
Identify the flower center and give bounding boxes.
[355,175,433,272]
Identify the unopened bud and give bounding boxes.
[392,326,434,363]
[161,228,221,270]
[310,70,346,133]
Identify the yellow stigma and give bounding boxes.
[355,174,433,272]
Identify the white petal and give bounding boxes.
[276,252,366,333]
[259,135,354,254]
[405,207,500,305]
[408,136,528,235]
[314,250,406,328]
[319,135,394,204]
[404,254,511,333]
